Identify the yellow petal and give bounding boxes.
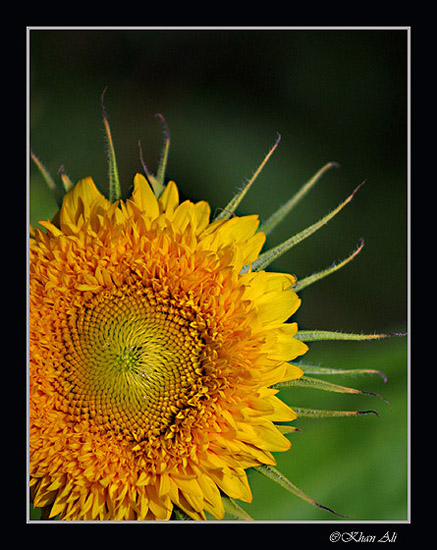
[264,323,308,361]
[171,475,203,497]
[172,201,197,233]
[266,395,297,422]
[196,473,222,510]
[49,499,67,518]
[132,173,159,219]
[253,423,291,452]
[219,215,259,244]
[60,176,110,232]
[256,289,301,327]
[241,232,266,265]
[283,362,305,382]
[159,180,179,216]
[63,177,106,212]
[192,201,211,235]
[38,220,63,238]
[158,473,171,496]
[264,272,297,292]
[199,215,259,252]
[242,389,296,422]
[209,468,252,502]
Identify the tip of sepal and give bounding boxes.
[154,113,171,188]
[275,424,302,434]
[259,160,341,236]
[254,464,351,519]
[214,133,281,222]
[374,370,388,383]
[57,165,74,193]
[100,85,110,120]
[356,409,380,417]
[252,183,366,272]
[138,140,165,197]
[350,179,367,198]
[30,151,65,207]
[360,390,392,411]
[138,114,171,198]
[312,502,355,520]
[275,375,391,410]
[295,362,388,383]
[294,238,365,292]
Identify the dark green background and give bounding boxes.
[29,28,408,521]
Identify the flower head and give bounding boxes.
[30,166,312,519]
[30,105,393,521]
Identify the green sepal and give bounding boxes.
[292,407,380,418]
[58,165,74,193]
[154,113,170,189]
[296,363,387,383]
[30,151,65,207]
[138,141,164,198]
[273,376,391,409]
[275,424,301,434]
[254,464,349,518]
[172,506,193,520]
[259,161,339,236]
[252,182,364,271]
[294,238,364,292]
[222,495,254,520]
[138,113,170,198]
[101,88,121,202]
[295,330,390,342]
[214,134,281,221]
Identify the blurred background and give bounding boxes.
[29,28,408,521]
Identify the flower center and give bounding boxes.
[61,284,205,440]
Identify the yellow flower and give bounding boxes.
[30,104,395,521]
[30,172,309,520]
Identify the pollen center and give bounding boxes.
[61,284,205,439]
